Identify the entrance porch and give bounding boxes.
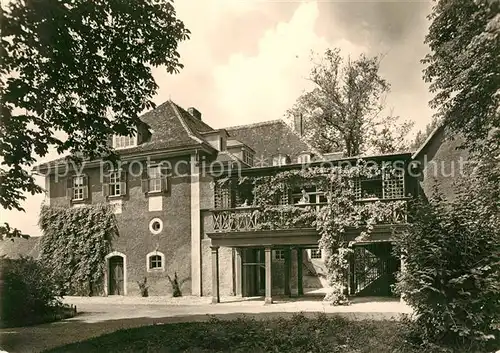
[207,228,400,304]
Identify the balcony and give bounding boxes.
[210,198,409,233]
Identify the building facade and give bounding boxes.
[34,100,421,302]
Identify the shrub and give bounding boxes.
[137,277,149,297]
[0,256,63,326]
[394,182,500,352]
[167,272,182,297]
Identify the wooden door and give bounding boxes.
[109,256,124,295]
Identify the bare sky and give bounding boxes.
[1,0,434,236]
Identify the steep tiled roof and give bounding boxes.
[225,120,322,163]
[139,100,205,147]
[0,237,41,259]
[172,103,215,135]
[36,101,215,169]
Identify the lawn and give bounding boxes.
[44,313,421,353]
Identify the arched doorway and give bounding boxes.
[105,252,127,295]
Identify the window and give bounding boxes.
[354,175,383,200]
[109,171,122,196]
[242,149,254,166]
[113,135,137,149]
[149,218,163,235]
[148,166,162,193]
[272,154,289,166]
[146,251,165,272]
[273,249,285,261]
[149,255,162,269]
[297,153,311,164]
[72,175,86,201]
[68,174,88,202]
[310,248,322,259]
[103,170,126,198]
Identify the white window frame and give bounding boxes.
[273,249,285,261]
[109,171,121,197]
[72,175,85,201]
[149,218,163,235]
[298,153,311,164]
[242,149,254,166]
[113,134,137,150]
[148,165,162,193]
[309,248,323,260]
[272,154,288,166]
[146,251,165,272]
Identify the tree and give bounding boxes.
[0,0,189,238]
[286,48,413,156]
[423,0,499,154]
[423,0,499,238]
[394,175,500,351]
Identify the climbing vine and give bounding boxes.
[218,159,408,305]
[39,204,118,296]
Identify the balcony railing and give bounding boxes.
[211,199,408,233]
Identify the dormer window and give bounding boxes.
[242,149,254,166]
[297,153,311,164]
[113,134,137,149]
[272,154,290,166]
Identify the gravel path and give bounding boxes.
[0,296,411,353]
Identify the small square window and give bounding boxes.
[310,248,322,259]
[149,255,162,269]
[273,249,285,261]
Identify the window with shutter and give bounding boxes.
[71,175,88,201]
[148,165,162,193]
[108,171,121,196]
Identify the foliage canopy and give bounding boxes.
[0,0,189,238]
[286,48,413,156]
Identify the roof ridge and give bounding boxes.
[168,100,205,144]
[225,119,284,131]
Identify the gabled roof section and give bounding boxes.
[170,102,215,136]
[225,120,323,162]
[140,100,206,147]
[411,123,445,160]
[35,100,217,171]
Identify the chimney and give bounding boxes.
[294,114,304,136]
[187,107,202,120]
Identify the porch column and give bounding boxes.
[211,246,220,304]
[400,256,407,305]
[284,247,290,296]
[297,247,303,296]
[289,247,299,297]
[264,247,273,304]
[235,248,242,296]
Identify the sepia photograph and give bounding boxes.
[0,0,499,352]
